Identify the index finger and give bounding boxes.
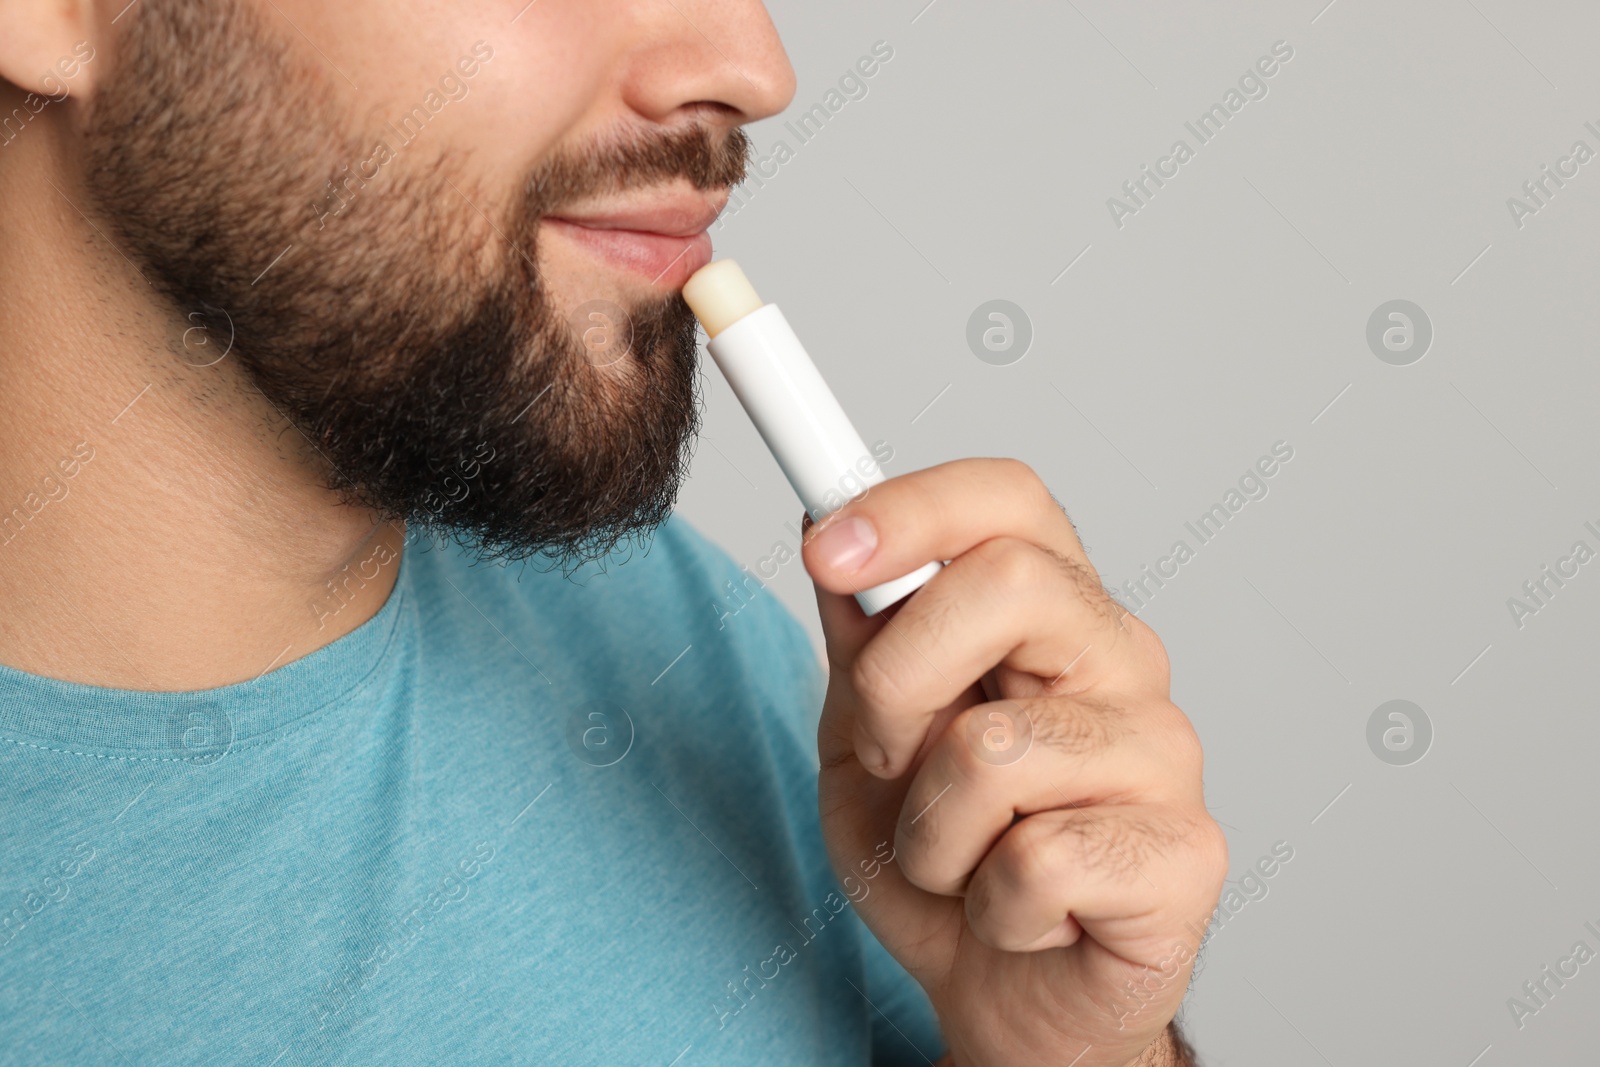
[801,458,1089,597]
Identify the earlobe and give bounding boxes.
[0,0,103,101]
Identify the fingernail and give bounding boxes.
[813,515,877,573]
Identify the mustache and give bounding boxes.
[523,124,752,214]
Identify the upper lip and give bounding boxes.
[546,189,729,238]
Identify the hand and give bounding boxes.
[802,459,1227,1067]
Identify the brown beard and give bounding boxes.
[81,0,749,565]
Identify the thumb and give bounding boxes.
[806,509,889,671]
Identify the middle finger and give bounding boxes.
[850,536,1131,775]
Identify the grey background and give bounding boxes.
[674,1,1600,1064]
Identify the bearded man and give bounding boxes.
[0,2,1225,1063]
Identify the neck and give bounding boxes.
[0,97,403,691]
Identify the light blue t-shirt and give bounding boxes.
[0,518,946,1065]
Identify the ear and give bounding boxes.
[0,0,104,101]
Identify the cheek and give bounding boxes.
[434,8,613,188]
[274,0,606,188]
[459,81,590,184]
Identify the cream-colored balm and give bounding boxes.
[683,260,942,615]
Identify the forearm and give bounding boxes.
[932,1021,1199,1067]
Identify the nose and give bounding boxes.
[621,0,797,131]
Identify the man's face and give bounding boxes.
[79,0,792,562]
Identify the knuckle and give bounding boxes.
[1194,817,1230,896]
[893,824,943,892]
[949,706,1002,778]
[1033,694,1118,759]
[1075,814,1150,880]
[963,869,995,930]
[904,579,959,651]
[1156,707,1205,781]
[895,781,940,847]
[967,893,1023,951]
[997,816,1061,896]
[995,456,1043,494]
[1128,616,1173,682]
[849,647,906,715]
[1147,632,1173,683]
[972,537,1040,596]
[892,820,925,875]
[1014,464,1058,517]
[1053,551,1115,622]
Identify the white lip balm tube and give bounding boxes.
[683,259,942,616]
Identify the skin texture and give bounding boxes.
[0,1,1220,1062]
[0,0,788,688]
[82,0,752,568]
[804,461,1226,1066]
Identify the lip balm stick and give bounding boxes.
[683,259,942,616]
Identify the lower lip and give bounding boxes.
[542,219,713,289]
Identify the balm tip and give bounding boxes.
[683,260,763,339]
